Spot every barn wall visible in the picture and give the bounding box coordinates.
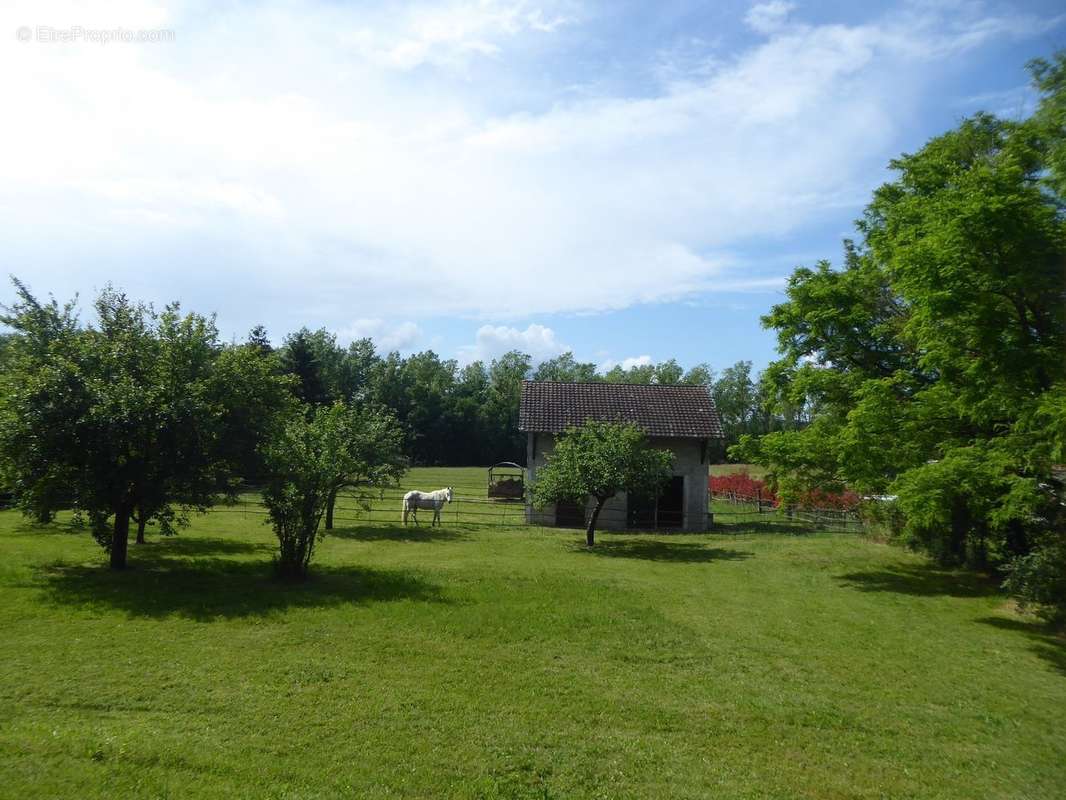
[526,432,712,531]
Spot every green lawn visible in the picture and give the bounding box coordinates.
[1,468,1064,799]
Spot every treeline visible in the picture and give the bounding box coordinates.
[0,283,791,574]
[266,327,802,467]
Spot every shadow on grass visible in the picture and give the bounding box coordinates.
[976,616,1066,677]
[327,524,466,542]
[135,535,274,558]
[10,519,86,537]
[39,557,443,621]
[836,564,999,598]
[572,538,753,564]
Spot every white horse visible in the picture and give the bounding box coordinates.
[402,487,453,527]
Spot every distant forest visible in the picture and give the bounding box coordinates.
[262,325,805,467]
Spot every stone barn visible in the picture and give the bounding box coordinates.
[520,381,725,532]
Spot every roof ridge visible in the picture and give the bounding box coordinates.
[521,379,711,389]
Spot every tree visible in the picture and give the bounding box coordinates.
[531,422,673,546]
[713,361,758,446]
[323,404,407,530]
[532,352,599,383]
[653,359,684,385]
[261,403,406,578]
[738,55,1066,602]
[0,279,80,524]
[682,363,714,387]
[279,327,345,406]
[210,340,296,486]
[0,280,291,568]
[246,324,273,355]
[486,351,531,462]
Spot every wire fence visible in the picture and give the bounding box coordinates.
[211,483,867,534]
[710,490,866,533]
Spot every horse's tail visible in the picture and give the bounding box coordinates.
[401,496,408,525]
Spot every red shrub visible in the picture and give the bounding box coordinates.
[709,471,778,506]
[710,472,861,512]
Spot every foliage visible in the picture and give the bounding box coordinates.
[1003,530,1066,623]
[709,471,775,504]
[531,421,672,545]
[741,53,1066,614]
[261,403,405,577]
[709,470,862,512]
[0,279,292,568]
[268,326,768,466]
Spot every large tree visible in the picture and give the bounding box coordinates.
[736,55,1066,607]
[0,281,292,568]
[531,421,673,546]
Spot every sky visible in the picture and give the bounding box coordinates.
[2,0,1064,375]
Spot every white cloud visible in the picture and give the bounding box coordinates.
[744,1,796,35]
[0,0,1057,332]
[343,1,575,71]
[597,354,653,373]
[458,323,568,364]
[337,319,422,351]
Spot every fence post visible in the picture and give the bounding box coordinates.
[756,488,762,513]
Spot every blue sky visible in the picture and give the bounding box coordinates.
[3,1,1064,374]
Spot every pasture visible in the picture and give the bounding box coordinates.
[1,468,1064,799]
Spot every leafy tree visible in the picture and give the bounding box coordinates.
[246,324,273,355]
[738,54,1066,611]
[340,337,378,402]
[532,352,599,383]
[261,403,406,577]
[713,361,757,445]
[323,404,406,529]
[211,341,296,486]
[653,358,685,385]
[603,361,655,384]
[279,327,345,406]
[682,363,714,386]
[0,280,290,568]
[0,280,80,523]
[486,351,531,462]
[531,421,672,546]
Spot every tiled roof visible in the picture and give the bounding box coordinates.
[519,381,724,439]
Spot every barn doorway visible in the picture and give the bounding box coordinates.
[657,476,684,529]
[627,476,685,530]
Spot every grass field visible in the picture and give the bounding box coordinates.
[1,467,1064,799]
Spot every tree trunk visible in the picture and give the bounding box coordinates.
[947,498,969,566]
[135,514,147,544]
[110,505,132,570]
[586,497,606,547]
[325,487,338,530]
